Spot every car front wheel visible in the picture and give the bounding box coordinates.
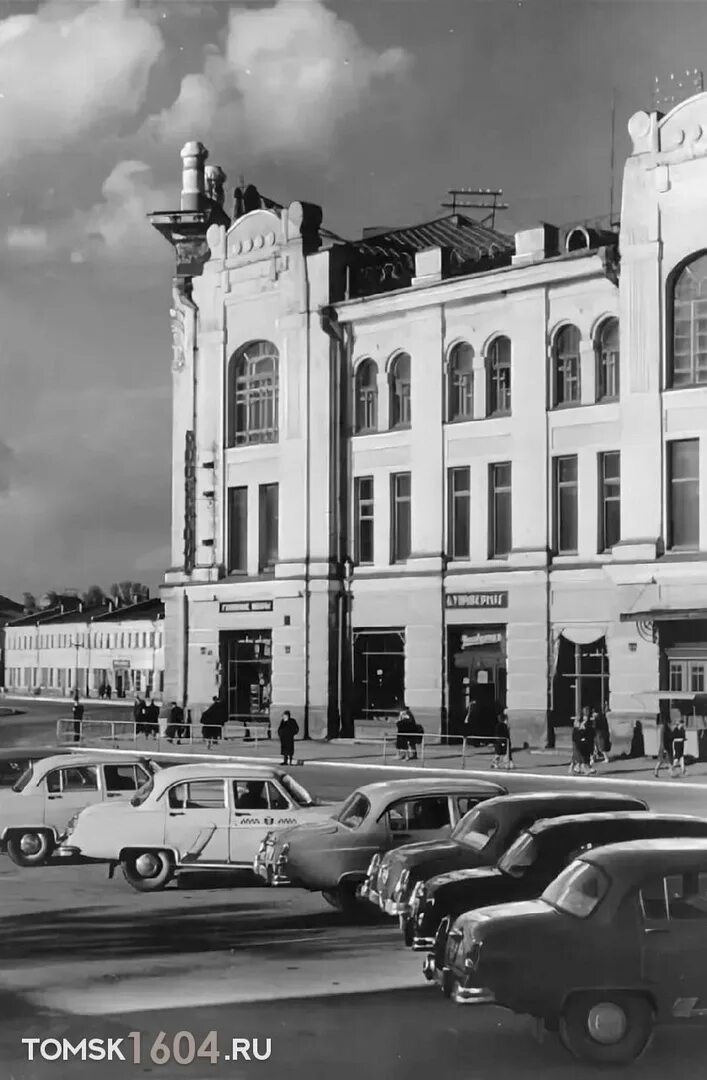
[559,992,654,1065]
[7,829,55,867]
[121,850,174,893]
[321,885,371,921]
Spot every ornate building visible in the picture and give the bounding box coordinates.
[152,92,707,751]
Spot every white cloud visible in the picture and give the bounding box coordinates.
[6,226,49,252]
[0,0,163,170]
[143,0,412,158]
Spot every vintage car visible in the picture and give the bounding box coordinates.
[0,752,159,866]
[59,762,335,891]
[363,790,647,924]
[253,777,506,914]
[430,837,707,1065]
[0,746,76,789]
[420,810,707,966]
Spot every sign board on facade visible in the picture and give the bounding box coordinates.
[219,601,274,614]
[446,592,508,610]
[112,659,131,670]
[461,632,504,649]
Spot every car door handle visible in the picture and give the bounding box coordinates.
[169,811,185,817]
[107,793,123,798]
[644,927,668,934]
[233,811,254,817]
[48,795,62,800]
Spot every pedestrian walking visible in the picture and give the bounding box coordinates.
[492,712,513,769]
[592,707,611,764]
[166,701,184,743]
[144,697,160,739]
[278,710,299,765]
[133,695,147,737]
[654,714,673,777]
[201,697,220,748]
[71,695,84,744]
[579,710,597,774]
[671,713,687,777]
[569,716,583,775]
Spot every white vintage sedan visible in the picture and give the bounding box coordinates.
[0,752,159,866]
[59,762,336,892]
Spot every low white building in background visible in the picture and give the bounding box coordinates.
[3,598,165,699]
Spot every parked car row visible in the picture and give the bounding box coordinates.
[254,781,707,1066]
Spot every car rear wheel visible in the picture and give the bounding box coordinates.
[7,829,54,867]
[121,850,174,893]
[559,992,654,1065]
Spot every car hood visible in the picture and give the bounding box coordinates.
[273,820,341,845]
[385,840,481,876]
[462,897,551,927]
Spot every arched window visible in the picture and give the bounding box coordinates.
[389,352,411,428]
[447,342,474,421]
[552,325,581,407]
[354,358,378,433]
[595,318,619,401]
[486,336,511,416]
[228,341,279,446]
[672,254,707,387]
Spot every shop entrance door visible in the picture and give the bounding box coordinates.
[221,631,272,729]
[352,630,405,721]
[447,627,507,737]
[552,635,609,727]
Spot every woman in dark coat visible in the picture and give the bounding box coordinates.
[579,709,596,775]
[591,707,610,763]
[278,710,299,766]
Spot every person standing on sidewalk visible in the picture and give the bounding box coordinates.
[492,711,514,770]
[166,701,183,743]
[278,710,299,766]
[71,693,84,744]
[569,716,584,775]
[671,713,687,777]
[654,714,673,777]
[591,707,610,764]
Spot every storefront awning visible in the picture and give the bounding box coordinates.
[620,608,707,623]
[559,625,608,646]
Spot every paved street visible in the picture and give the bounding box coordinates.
[2,700,707,1077]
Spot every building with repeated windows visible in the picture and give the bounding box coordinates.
[151,90,707,751]
[3,598,165,699]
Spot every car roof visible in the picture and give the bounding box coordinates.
[480,790,646,813]
[150,762,285,787]
[581,837,707,876]
[27,752,154,773]
[529,812,707,837]
[0,746,75,762]
[356,777,505,800]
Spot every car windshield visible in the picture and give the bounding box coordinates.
[280,773,314,807]
[12,765,34,793]
[542,860,610,919]
[452,807,499,851]
[336,792,371,829]
[497,832,538,878]
[130,776,154,807]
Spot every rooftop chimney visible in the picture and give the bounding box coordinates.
[180,141,208,212]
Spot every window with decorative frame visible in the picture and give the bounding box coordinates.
[552,325,581,407]
[671,253,707,388]
[486,336,511,416]
[227,341,279,446]
[354,359,378,433]
[447,342,474,421]
[595,318,619,401]
[389,352,411,428]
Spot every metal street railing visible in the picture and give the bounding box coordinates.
[56,717,273,752]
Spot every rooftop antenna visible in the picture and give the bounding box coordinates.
[653,68,704,112]
[441,187,509,229]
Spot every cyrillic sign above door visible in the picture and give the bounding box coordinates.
[220,600,273,614]
[446,592,508,610]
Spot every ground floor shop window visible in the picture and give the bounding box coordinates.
[447,625,507,736]
[220,630,272,724]
[352,629,405,719]
[659,619,707,721]
[552,634,609,727]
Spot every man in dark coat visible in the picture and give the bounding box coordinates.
[71,696,84,744]
[144,698,160,739]
[166,701,184,743]
[278,711,299,765]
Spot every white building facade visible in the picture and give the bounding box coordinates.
[3,600,165,699]
[152,92,707,751]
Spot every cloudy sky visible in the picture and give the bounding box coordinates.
[0,0,704,600]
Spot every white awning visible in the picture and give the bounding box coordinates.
[559,625,608,646]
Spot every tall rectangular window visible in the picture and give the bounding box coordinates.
[553,455,578,554]
[489,462,512,558]
[391,472,411,562]
[258,483,279,572]
[227,486,248,573]
[354,476,374,564]
[668,439,699,550]
[448,467,471,560]
[598,451,620,551]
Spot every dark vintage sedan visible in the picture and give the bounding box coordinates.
[0,747,75,788]
[253,776,505,915]
[362,790,647,925]
[433,837,707,1065]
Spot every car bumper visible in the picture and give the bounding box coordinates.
[57,844,81,858]
[357,881,380,905]
[381,897,409,916]
[451,983,496,1006]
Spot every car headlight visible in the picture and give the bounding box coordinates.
[366,854,381,878]
[393,869,410,899]
[464,941,483,970]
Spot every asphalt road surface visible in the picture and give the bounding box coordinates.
[2,701,707,1078]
